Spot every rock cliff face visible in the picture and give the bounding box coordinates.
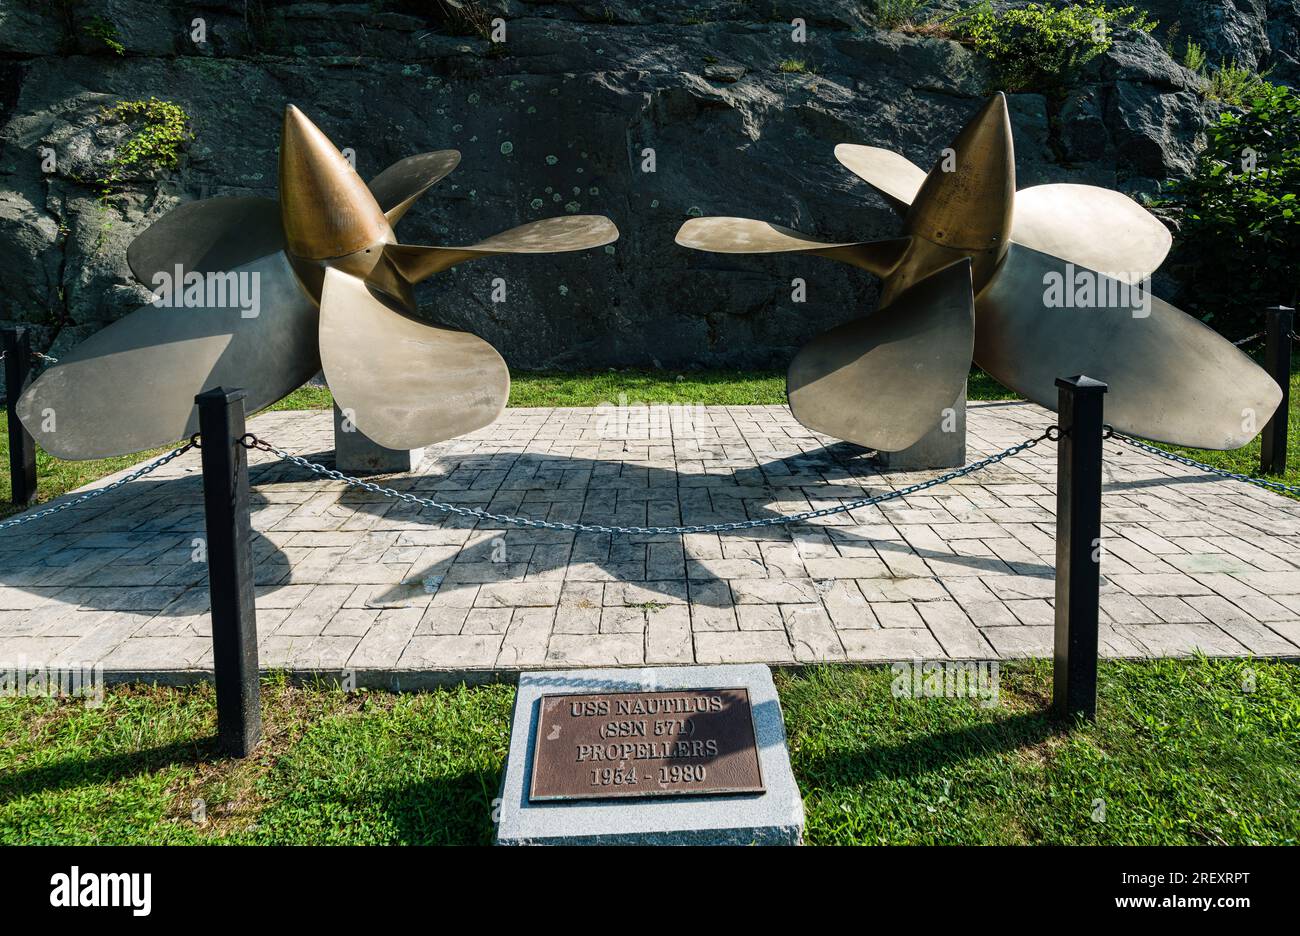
[1,1,1295,370]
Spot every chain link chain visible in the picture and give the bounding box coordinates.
[1109,431,1300,497]
[5,427,1294,538]
[244,429,1058,536]
[0,350,59,366]
[0,442,195,531]
[1232,329,1300,347]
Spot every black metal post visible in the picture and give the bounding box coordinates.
[1054,375,1107,722]
[1259,305,1293,476]
[2,327,38,507]
[196,387,261,757]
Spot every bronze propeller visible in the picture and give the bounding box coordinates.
[676,93,1281,451]
[19,105,619,459]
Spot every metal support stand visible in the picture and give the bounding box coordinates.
[2,327,37,507]
[333,404,423,474]
[1053,375,1106,722]
[196,387,262,757]
[1260,305,1293,476]
[876,382,967,470]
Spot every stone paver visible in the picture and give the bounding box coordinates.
[2,401,1299,682]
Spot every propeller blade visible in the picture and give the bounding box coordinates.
[675,217,912,277]
[834,144,927,208]
[974,244,1281,449]
[127,197,284,288]
[787,259,975,451]
[318,267,508,449]
[384,215,619,283]
[17,252,320,459]
[368,150,461,225]
[1011,183,1172,284]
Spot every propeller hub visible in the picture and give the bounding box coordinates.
[280,105,392,261]
[905,92,1015,288]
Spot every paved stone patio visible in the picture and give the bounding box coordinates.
[3,401,1299,685]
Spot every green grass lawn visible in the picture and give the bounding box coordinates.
[272,367,1013,408]
[1,658,1295,845]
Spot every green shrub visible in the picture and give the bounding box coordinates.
[1162,83,1300,339]
[1182,40,1273,107]
[1182,39,1207,76]
[99,98,192,183]
[1206,61,1275,107]
[82,16,125,55]
[946,1,1155,93]
[90,98,192,252]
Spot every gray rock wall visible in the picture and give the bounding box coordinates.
[1,0,1295,370]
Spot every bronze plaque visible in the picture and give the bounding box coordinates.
[528,687,765,802]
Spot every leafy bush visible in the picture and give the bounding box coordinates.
[90,98,192,252]
[1162,83,1300,339]
[946,1,1155,93]
[99,98,192,184]
[82,16,125,56]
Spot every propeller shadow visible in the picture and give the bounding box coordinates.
[0,431,1049,627]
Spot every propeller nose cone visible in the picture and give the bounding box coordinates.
[906,92,1015,256]
[279,105,389,260]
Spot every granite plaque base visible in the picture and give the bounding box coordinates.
[876,382,966,470]
[333,404,423,474]
[495,664,804,845]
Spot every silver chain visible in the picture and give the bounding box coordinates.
[247,430,1058,535]
[1232,329,1300,347]
[0,350,59,365]
[4,428,1292,538]
[1110,431,1300,497]
[0,441,195,531]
